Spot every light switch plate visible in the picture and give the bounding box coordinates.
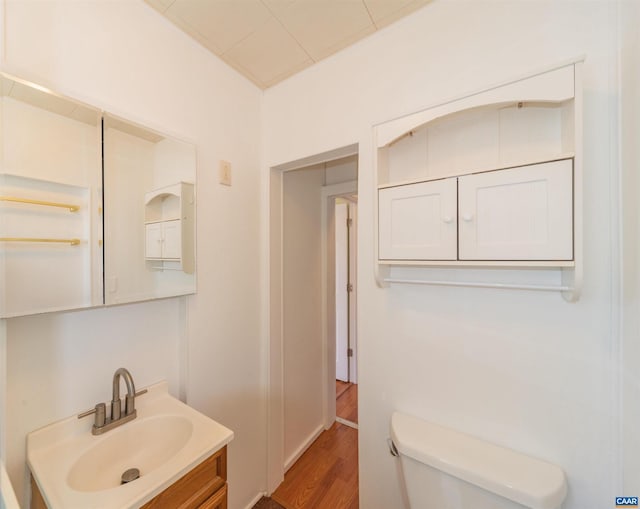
[219,160,232,186]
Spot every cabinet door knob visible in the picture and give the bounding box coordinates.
[462,213,474,222]
[443,216,454,224]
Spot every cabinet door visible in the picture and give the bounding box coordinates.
[162,220,182,259]
[379,178,457,260]
[458,159,573,260]
[145,223,163,259]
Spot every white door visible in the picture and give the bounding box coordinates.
[347,201,357,384]
[458,159,573,260]
[335,199,358,383]
[335,202,349,382]
[378,178,457,260]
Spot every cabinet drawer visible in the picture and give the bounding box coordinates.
[141,446,227,509]
[199,483,227,509]
[458,159,573,260]
[379,178,457,260]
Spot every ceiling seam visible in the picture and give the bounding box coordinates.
[258,0,315,63]
[361,0,377,28]
[161,0,177,14]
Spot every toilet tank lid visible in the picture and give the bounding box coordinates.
[390,412,567,509]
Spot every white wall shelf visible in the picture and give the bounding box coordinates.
[0,173,94,317]
[374,59,583,301]
[144,181,195,274]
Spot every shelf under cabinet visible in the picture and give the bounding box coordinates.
[377,152,576,190]
[378,260,575,268]
[144,217,181,225]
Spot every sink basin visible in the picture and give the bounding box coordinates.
[27,381,233,509]
[67,414,193,491]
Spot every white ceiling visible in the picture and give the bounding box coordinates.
[144,0,431,89]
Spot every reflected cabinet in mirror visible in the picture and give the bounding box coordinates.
[0,74,103,317]
[0,74,197,317]
[103,114,196,305]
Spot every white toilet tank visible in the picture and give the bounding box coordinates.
[390,412,567,509]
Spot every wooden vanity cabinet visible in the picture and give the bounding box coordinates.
[30,476,47,509]
[142,446,227,509]
[31,446,227,509]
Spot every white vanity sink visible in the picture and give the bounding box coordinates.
[27,381,233,508]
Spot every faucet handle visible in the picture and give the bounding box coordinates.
[78,403,106,428]
[94,403,106,427]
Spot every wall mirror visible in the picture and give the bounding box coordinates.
[0,73,103,317]
[0,74,197,316]
[103,114,196,305]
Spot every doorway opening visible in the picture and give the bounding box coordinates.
[334,197,358,428]
[267,144,359,500]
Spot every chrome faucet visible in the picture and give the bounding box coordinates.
[78,368,147,435]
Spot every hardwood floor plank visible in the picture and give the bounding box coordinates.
[272,423,358,509]
[336,380,351,399]
[336,383,358,424]
[253,497,287,509]
[310,475,357,509]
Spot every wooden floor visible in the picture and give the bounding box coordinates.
[253,497,286,509]
[336,381,358,424]
[271,422,358,509]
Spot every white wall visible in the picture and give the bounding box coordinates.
[620,0,640,494]
[282,166,325,466]
[264,1,629,507]
[325,156,358,186]
[0,319,6,462]
[1,1,264,508]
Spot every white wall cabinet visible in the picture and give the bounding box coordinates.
[374,60,583,300]
[379,159,573,262]
[144,182,194,274]
[145,220,181,260]
[458,159,573,261]
[378,178,457,260]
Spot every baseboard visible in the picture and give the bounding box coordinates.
[284,424,324,472]
[336,416,358,429]
[244,491,267,509]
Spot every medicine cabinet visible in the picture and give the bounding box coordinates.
[103,114,196,305]
[0,73,197,317]
[374,59,583,301]
[0,74,103,317]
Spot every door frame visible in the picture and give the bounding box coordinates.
[266,144,358,494]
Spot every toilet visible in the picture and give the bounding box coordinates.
[390,412,567,509]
